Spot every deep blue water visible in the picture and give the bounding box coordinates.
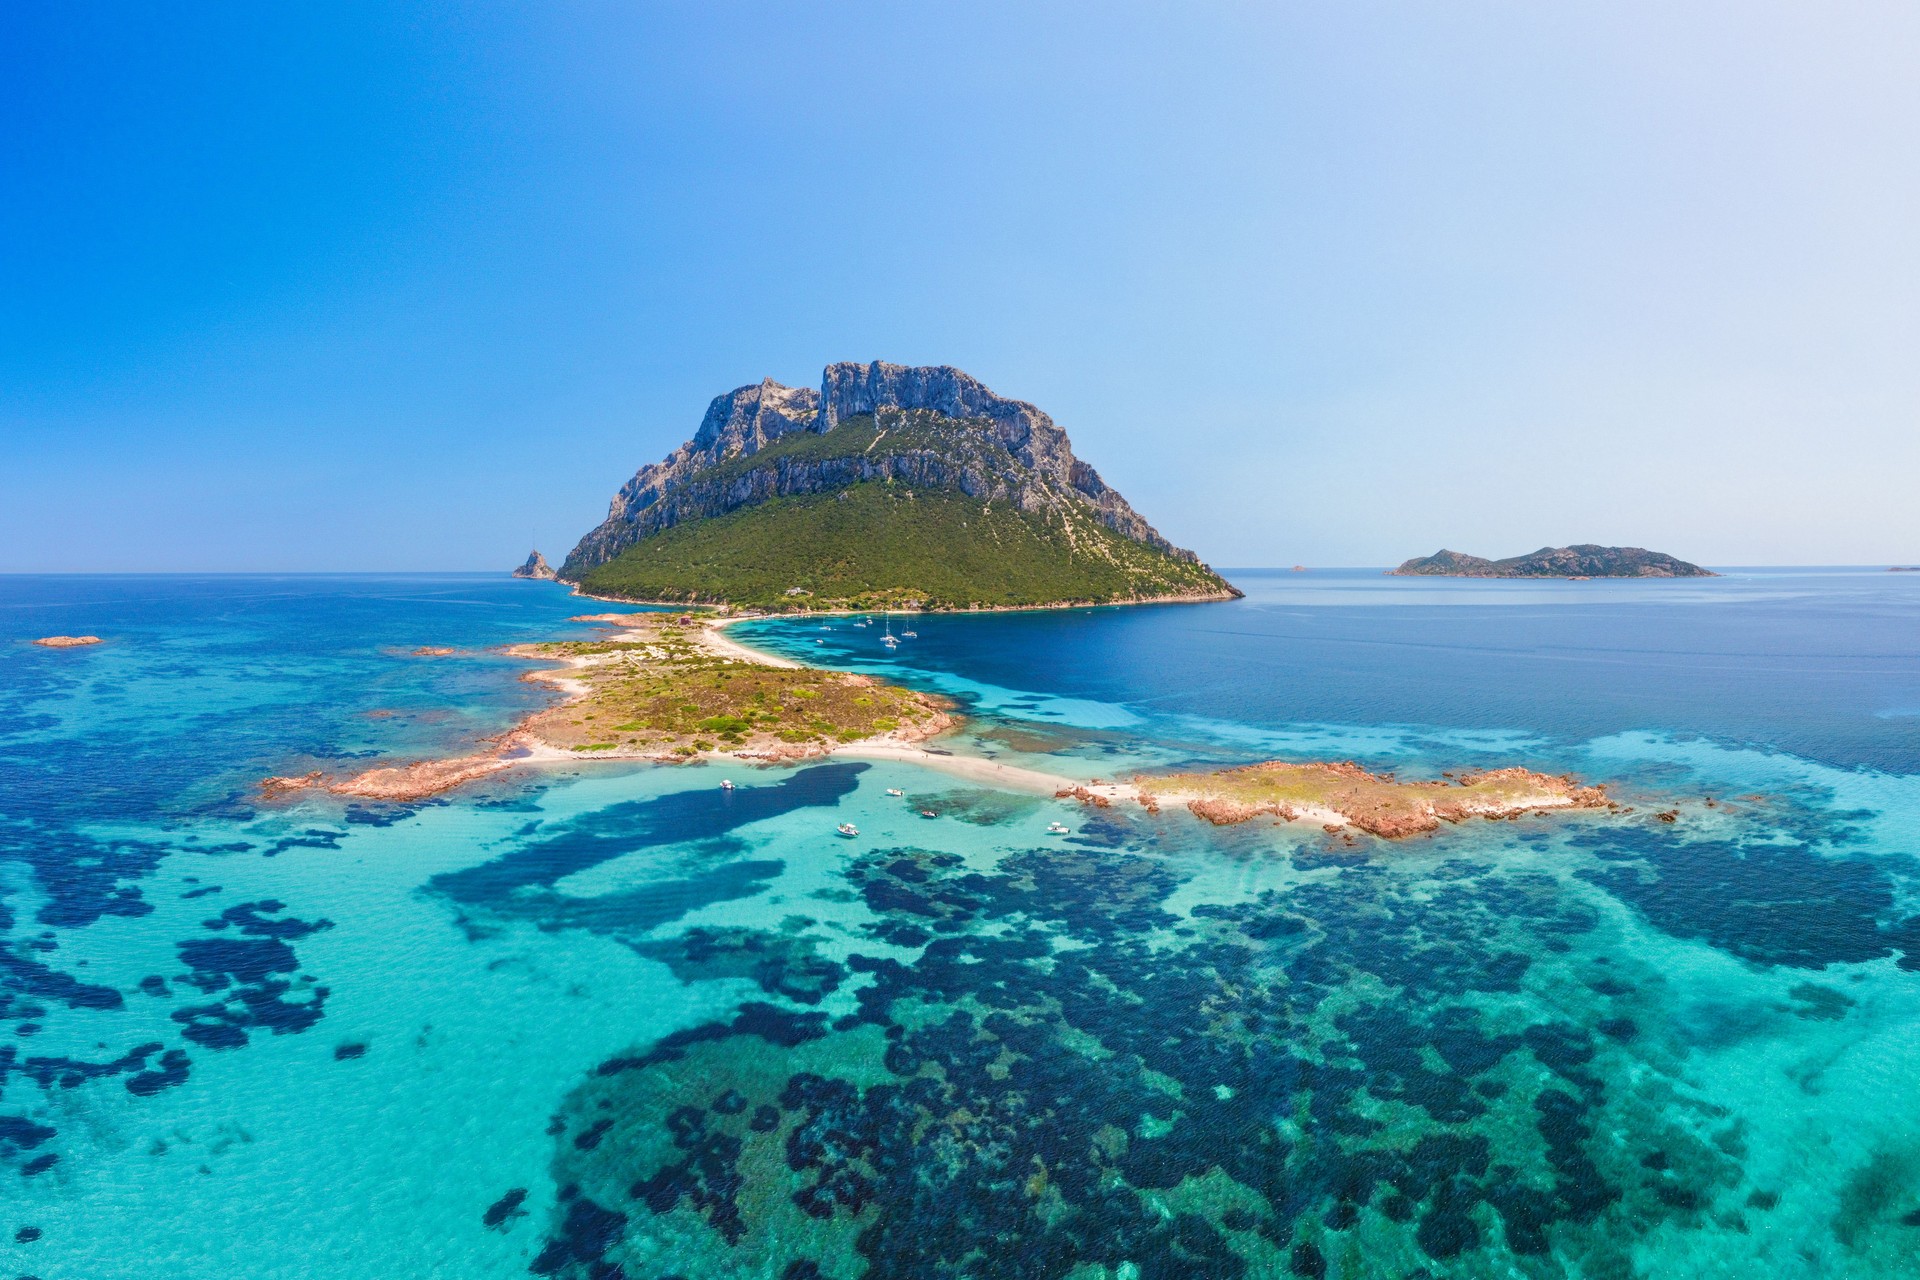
[3,571,1919,1278]
[740,567,1920,774]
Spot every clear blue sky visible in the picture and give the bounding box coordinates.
[5,2,1917,571]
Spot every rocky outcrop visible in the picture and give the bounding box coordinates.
[513,550,558,580]
[1392,545,1714,578]
[560,362,1195,578]
[1131,760,1611,838]
[33,635,102,648]
[1391,549,1496,576]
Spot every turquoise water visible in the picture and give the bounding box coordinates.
[3,570,1919,1277]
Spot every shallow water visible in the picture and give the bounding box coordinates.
[2,570,1918,1278]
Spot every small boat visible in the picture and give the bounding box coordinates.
[720,779,735,791]
[836,822,859,838]
[881,634,899,648]
[816,639,825,645]
[919,809,938,820]
[901,630,917,638]
[1047,822,1069,834]
[886,788,904,797]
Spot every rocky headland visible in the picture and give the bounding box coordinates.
[1392,545,1714,578]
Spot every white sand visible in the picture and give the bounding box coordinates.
[697,616,802,667]
[832,742,1138,800]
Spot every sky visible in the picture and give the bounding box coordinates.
[4,1,1918,571]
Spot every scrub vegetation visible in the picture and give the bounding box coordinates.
[517,614,950,759]
[575,482,1230,611]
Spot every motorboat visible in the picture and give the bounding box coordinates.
[720,779,736,791]
[837,823,859,838]
[919,809,939,820]
[885,788,904,797]
[1047,822,1070,834]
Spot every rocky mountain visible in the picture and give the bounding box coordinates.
[1391,545,1714,578]
[512,550,558,580]
[559,362,1236,610]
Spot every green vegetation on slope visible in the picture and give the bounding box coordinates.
[520,616,945,756]
[576,481,1232,610]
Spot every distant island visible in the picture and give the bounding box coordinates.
[1391,545,1714,579]
[553,361,1238,611]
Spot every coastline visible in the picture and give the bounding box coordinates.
[562,580,1243,615]
[261,608,952,803]
[261,601,1619,840]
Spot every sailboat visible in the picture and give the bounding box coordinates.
[881,614,899,648]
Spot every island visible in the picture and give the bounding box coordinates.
[33,635,103,648]
[513,550,557,580]
[553,361,1239,611]
[1391,545,1714,578]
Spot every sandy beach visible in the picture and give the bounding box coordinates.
[832,742,1128,798]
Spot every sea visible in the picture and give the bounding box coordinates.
[2,568,1918,1279]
